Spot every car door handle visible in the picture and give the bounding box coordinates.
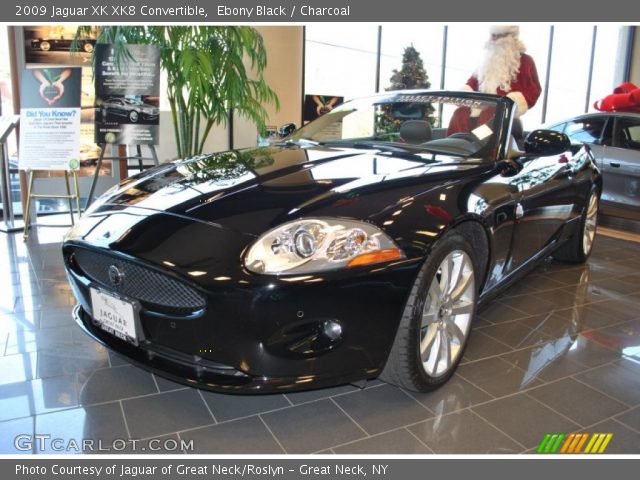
[610,162,621,168]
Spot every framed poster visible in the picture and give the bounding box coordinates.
[94,44,160,145]
[18,67,81,171]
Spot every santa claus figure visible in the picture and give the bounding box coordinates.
[448,26,541,136]
[465,25,541,116]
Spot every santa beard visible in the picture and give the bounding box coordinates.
[476,36,526,94]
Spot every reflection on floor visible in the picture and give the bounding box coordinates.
[1,219,640,454]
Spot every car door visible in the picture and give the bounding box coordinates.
[505,153,585,272]
[598,116,640,218]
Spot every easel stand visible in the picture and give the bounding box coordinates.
[86,144,159,210]
[22,169,81,240]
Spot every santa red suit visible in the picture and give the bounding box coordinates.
[448,26,542,135]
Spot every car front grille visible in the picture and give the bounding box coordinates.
[71,248,206,314]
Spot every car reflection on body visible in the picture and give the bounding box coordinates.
[63,90,601,393]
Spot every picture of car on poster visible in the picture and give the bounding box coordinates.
[98,96,160,124]
[23,26,97,66]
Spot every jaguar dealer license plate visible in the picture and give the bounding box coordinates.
[90,288,138,345]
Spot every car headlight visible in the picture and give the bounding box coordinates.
[244,218,404,274]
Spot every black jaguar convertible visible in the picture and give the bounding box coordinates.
[63,91,601,393]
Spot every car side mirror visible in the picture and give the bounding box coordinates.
[279,123,297,138]
[524,129,571,156]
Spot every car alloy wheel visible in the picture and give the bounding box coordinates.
[583,193,598,256]
[40,41,51,51]
[380,231,479,391]
[84,43,94,53]
[420,250,475,377]
[129,111,139,123]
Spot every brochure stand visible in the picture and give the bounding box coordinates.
[22,168,81,239]
[85,143,159,210]
[0,115,21,233]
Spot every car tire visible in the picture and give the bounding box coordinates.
[40,41,50,52]
[380,231,478,391]
[83,43,94,53]
[553,187,599,264]
[129,111,139,123]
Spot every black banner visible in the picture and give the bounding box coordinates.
[7,0,640,22]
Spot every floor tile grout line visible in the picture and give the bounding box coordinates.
[461,331,624,369]
[197,389,217,424]
[396,387,435,416]
[257,414,288,454]
[314,419,432,453]
[569,373,634,409]
[329,397,370,438]
[405,426,436,453]
[467,409,528,452]
[523,391,587,429]
[282,394,294,406]
[119,400,132,440]
[452,371,497,400]
[528,373,631,417]
[454,358,622,414]
[587,406,640,435]
[319,426,432,454]
[610,416,640,435]
[151,374,160,394]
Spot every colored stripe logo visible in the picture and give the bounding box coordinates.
[537,433,613,454]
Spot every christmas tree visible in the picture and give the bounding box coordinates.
[376,45,436,137]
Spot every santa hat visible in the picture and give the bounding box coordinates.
[490,25,520,36]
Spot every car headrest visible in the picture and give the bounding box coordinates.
[400,120,432,144]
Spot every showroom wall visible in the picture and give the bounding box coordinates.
[233,26,304,150]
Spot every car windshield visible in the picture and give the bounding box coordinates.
[289,92,504,160]
[124,98,143,105]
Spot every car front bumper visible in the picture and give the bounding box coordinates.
[66,245,422,393]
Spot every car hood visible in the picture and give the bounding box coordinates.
[86,145,489,237]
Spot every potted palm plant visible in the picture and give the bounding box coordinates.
[77,26,279,158]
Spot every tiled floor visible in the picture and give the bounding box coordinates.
[1,221,640,454]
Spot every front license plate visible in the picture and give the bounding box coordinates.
[90,288,138,345]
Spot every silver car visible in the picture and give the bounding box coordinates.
[547,112,640,221]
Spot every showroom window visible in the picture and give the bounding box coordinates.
[304,25,378,101]
[379,24,445,93]
[303,24,633,131]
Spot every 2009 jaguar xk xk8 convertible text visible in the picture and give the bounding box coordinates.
[63,91,601,393]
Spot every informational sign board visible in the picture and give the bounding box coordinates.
[18,67,81,170]
[94,44,160,145]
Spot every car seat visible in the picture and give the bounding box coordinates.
[399,120,432,144]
